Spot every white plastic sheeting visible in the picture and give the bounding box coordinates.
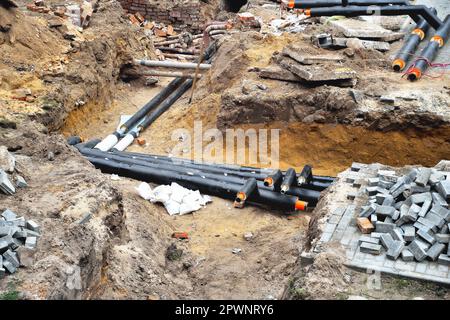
[136,182,212,215]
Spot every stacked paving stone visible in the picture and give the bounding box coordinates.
[353,166,450,266]
[0,209,40,278]
[118,0,205,31]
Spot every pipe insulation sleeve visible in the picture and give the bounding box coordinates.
[94,134,119,152]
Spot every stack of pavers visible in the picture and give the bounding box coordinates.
[355,167,450,266]
[0,209,40,278]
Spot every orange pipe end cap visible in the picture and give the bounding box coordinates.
[295,200,308,211]
[392,59,405,71]
[408,68,422,80]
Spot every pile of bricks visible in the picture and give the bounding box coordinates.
[352,166,450,266]
[1,209,40,277]
[119,0,205,31]
[127,12,176,38]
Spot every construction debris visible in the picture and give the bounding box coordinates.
[353,167,450,265]
[0,209,40,276]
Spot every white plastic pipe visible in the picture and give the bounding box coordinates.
[113,133,136,152]
[94,134,119,152]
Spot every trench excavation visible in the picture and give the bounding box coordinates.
[2,0,450,301]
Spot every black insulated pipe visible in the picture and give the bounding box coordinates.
[234,178,258,208]
[78,146,321,203]
[281,168,297,194]
[85,156,307,212]
[297,165,313,186]
[287,0,409,9]
[392,17,432,72]
[263,169,283,189]
[305,5,443,30]
[407,15,450,81]
[115,149,335,185]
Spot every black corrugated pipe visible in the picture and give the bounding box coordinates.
[77,146,321,204]
[284,0,409,9]
[85,156,309,212]
[304,5,443,30]
[392,17,433,71]
[406,15,450,81]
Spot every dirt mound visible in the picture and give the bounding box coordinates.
[0,0,156,131]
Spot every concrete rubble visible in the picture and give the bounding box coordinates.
[0,209,40,277]
[351,166,450,266]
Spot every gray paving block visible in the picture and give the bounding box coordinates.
[418,199,432,217]
[411,192,432,204]
[25,237,37,249]
[392,210,400,221]
[368,177,379,187]
[351,162,363,172]
[366,186,379,196]
[15,175,27,188]
[415,168,431,187]
[436,180,450,201]
[347,192,357,201]
[380,233,394,250]
[386,240,404,260]
[408,240,428,261]
[377,170,398,183]
[382,195,395,207]
[429,171,445,186]
[0,240,8,253]
[432,192,448,209]
[390,227,404,242]
[401,249,414,262]
[26,220,40,233]
[2,259,16,274]
[378,180,394,190]
[0,170,15,195]
[370,232,383,239]
[370,214,378,224]
[425,211,446,229]
[391,183,407,198]
[376,221,396,234]
[437,254,450,266]
[434,233,450,243]
[395,201,403,210]
[1,209,17,221]
[410,184,431,194]
[360,242,382,255]
[360,204,377,218]
[417,229,436,245]
[402,225,415,242]
[2,249,19,268]
[440,224,449,234]
[358,236,379,246]
[376,205,395,217]
[430,205,450,223]
[0,227,11,237]
[417,217,439,233]
[427,242,446,261]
